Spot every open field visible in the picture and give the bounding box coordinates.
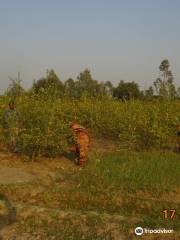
[0,140,179,240]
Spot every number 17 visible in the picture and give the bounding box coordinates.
[163,210,176,219]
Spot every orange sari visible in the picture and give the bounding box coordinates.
[72,124,90,165]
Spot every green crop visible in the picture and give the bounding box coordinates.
[0,93,180,159]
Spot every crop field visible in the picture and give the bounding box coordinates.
[0,94,180,239]
[1,94,180,158]
[1,0,180,238]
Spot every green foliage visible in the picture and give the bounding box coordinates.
[1,60,180,158]
[5,73,25,99]
[144,86,154,100]
[113,80,142,100]
[1,90,180,158]
[153,59,176,99]
[64,69,111,99]
[17,95,72,158]
[32,69,64,98]
[94,151,180,191]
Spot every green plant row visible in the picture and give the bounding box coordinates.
[0,93,180,158]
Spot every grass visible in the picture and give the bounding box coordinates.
[38,151,180,235]
[91,151,180,233]
[87,151,180,192]
[0,150,180,239]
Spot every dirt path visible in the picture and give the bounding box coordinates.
[0,149,77,239]
[0,167,36,185]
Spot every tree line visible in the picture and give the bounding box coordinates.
[5,59,180,100]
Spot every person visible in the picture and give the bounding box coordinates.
[176,118,180,152]
[70,121,90,166]
[2,101,20,152]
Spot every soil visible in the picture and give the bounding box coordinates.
[0,167,36,185]
[0,146,77,239]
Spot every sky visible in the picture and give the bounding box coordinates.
[0,0,180,92]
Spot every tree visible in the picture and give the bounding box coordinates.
[64,71,114,99]
[113,80,142,100]
[153,59,176,99]
[33,69,64,97]
[144,86,154,100]
[6,72,25,98]
[104,81,113,96]
[76,69,102,98]
[64,78,79,98]
[177,87,180,99]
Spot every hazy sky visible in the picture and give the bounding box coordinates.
[0,0,180,92]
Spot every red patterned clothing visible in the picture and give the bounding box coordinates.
[72,125,90,166]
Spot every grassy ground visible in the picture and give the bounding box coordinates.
[0,145,180,239]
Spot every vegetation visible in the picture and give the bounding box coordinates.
[0,95,180,158]
[0,59,180,239]
[0,151,179,239]
[0,59,180,158]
